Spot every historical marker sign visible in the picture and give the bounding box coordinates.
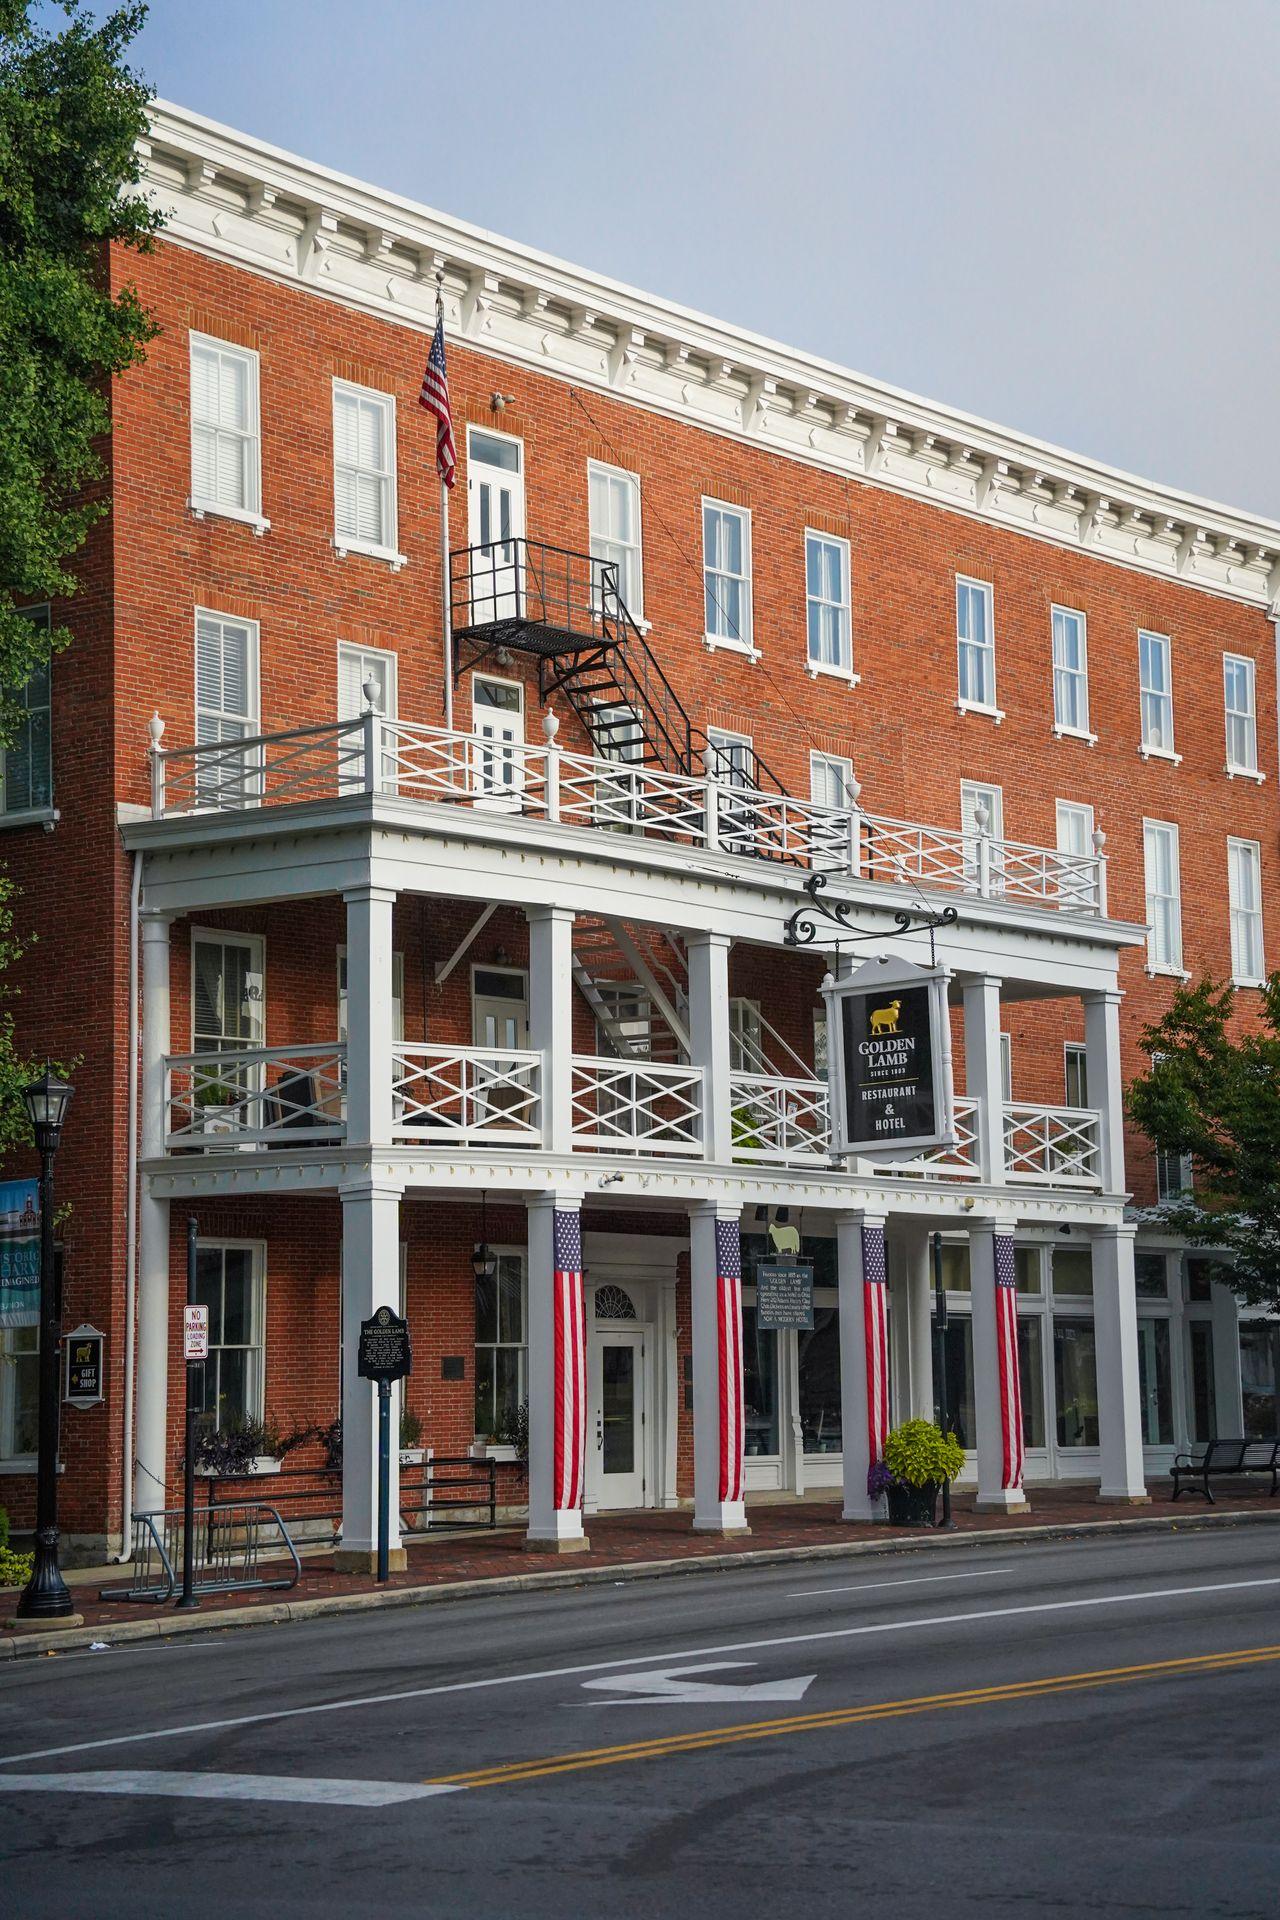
[357,1305,412,1383]
[824,953,955,1159]
[756,1260,815,1330]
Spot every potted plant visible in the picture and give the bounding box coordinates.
[191,1414,313,1479]
[871,1419,965,1526]
[399,1406,425,1465]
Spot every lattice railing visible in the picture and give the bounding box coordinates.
[860,815,1101,911]
[570,1057,703,1154]
[730,1072,832,1164]
[1003,1103,1102,1187]
[165,1045,346,1148]
[391,1045,541,1142]
[871,1097,981,1180]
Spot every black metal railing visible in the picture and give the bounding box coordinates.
[451,539,616,653]
[198,1456,501,1540]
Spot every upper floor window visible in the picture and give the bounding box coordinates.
[1064,1043,1088,1108]
[1139,631,1176,757]
[961,779,1004,892]
[196,609,259,805]
[702,500,753,653]
[1228,837,1265,985]
[810,750,856,811]
[1055,799,1094,859]
[805,531,852,677]
[1224,654,1259,775]
[1143,819,1182,973]
[1051,606,1090,736]
[589,463,643,620]
[189,334,264,528]
[333,381,399,562]
[956,577,996,710]
[2,607,52,819]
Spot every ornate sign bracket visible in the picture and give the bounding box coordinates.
[783,874,959,965]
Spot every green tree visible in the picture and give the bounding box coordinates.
[1128,976,1280,1311]
[0,0,160,737]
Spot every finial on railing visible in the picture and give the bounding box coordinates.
[1092,826,1107,854]
[973,798,991,833]
[362,675,380,713]
[542,708,560,744]
[846,769,862,808]
[148,711,165,750]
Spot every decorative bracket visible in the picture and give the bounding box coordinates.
[783,873,958,964]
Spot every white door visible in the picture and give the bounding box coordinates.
[588,1328,646,1509]
[471,675,524,809]
[471,966,529,1051]
[467,428,525,623]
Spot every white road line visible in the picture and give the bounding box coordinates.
[0,1769,459,1807]
[3,1573,1278,1770]
[788,1568,1016,1598]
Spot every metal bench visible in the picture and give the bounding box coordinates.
[1170,1438,1280,1502]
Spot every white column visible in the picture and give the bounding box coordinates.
[1092,1223,1150,1502]
[336,1179,405,1571]
[690,1202,749,1533]
[836,1209,888,1522]
[687,932,732,1164]
[527,905,573,1155]
[135,910,173,1516]
[963,975,1006,1185]
[1211,1279,1244,1436]
[1083,989,1126,1192]
[526,1194,589,1550]
[969,1219,1029,1511]
[343,884,395,1147]
[901,1219,935,1421]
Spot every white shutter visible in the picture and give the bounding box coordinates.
[191,344,219,503]
[334,390,360,541]
[338,648,366,722]
[196,613,254,742]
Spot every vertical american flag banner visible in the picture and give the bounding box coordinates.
[714,1217,745,1504]
[418,311,456,488]
[994,1235,1025,1491]
[552,1209,586,1511]
[862,1223,890,1468]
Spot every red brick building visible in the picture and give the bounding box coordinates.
[3,101,1277,1557]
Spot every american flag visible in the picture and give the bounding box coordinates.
[552,1209,585,1511]
[994,1236,1025,1491]
[714,1218,744,1504]
[862,1225,890,1470]
[418,315,456,489]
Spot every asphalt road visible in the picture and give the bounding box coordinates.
[2,1524,1279,1918]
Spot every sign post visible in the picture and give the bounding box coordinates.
[177,1217,206,1610]
[357,1306,412,1583]
[823,952,955,1161]
[932,1229,955,1531]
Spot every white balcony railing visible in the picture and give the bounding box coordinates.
[391,1044,541,1143]
[1003,1103,1101,1187]
[730,1071,832,1166]
[570,1057,703,1154]
[872,1096,981,1180]
[165,1044,347,1148]
[149,711,1107,917]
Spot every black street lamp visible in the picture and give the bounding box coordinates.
[16,1066,75,1621]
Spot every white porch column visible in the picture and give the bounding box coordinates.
[1083,989,1127,1192]
[1092,1223,1150,1502]
[687,932,732,1164]
[689,1202,749,1533]
[135,910,173,1516]
[969,1219,1029,1512]
[963,976,1006,1185]
[1211,1278,1245,1437]
[901,1219,935,1421]
[527,905,573,1155]
[526,1194,589,1550]
[336,1179,405,1571]
[836,1210,888,1522]
[343,884,396,1147]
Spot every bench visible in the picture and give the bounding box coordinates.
[1169,1438,1280,1502]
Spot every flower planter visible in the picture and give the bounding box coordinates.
[885,1480,939,1527]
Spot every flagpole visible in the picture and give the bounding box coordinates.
[437,273,454,734]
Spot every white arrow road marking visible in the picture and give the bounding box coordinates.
[0,1770,461,1808]
[582,1662,816,1705]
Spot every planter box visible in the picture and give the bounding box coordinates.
[886,1480,939,1526]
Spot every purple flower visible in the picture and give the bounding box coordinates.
[867,1459,897,1499]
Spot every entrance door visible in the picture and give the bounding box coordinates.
[588,1329,646,1509]
[467,428,525,624]
[471,965,529,1051]
[471,675,524,809]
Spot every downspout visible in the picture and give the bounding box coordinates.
[114,848,142,1559]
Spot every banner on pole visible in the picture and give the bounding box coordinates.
[0,1178,40,1327]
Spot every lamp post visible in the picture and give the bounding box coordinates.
[16,1066,75,1620]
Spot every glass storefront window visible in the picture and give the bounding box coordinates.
[741,1303,780,1456]
[938,1242,970,1293]
[1239,1323,1279,1439]
[1135,1251,1168,1299]
[933,1314,975,1451]
[1136,1317,1174,1445]
[1188,1320,1216,1441]
[1053,1317,1099,1446]
[1014,1247,1043,1295]
[799,1307,842,1453]
[1186,1257,1228,1303]
[1052,1248,1093,1298]
[1017,1315,1045,1449]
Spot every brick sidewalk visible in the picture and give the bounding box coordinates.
[4,1483,1277,1645]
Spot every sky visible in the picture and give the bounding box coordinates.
[103,0,1280,520]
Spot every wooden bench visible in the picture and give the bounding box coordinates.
[1170,1438,1280,1502]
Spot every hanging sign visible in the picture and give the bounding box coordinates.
[824,953,955,1159]
[755,1260,814,1330]
[357,1305,412,1384]
[64,1324,105,1409]
[0,1179,40,1328]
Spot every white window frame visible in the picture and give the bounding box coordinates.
[1143,819,1184,976]
[1051,605,1094,742]
[809,750,857,812]
[1000,1031,1013,1103]
[194,608,261,805]
[193,1239,267,1431]
[474,1244,528,1447]
[955,576,1002,720]
[961,779,1005,892]
[588,460,644,624]
[701,498,756,658]
[804,529,855,682]
[1223,653,1262,781]
[0,605,53,824]
[188,333,268,535]
[332,378,404,569]
[1227,837,1265,987]
[337,640,398,793]
[0,1321,38,1464]
[1064,1043,1088,1109]
[1055,799,1094,859]
[1138,630,1179,763]
[191,928,266,1053]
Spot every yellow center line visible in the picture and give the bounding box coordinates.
[425,1643,1280,1790]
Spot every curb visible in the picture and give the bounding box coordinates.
[3,1503,1278,1660]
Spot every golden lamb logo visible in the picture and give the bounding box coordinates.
[868,999,901,1036]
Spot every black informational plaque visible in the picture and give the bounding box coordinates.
[357,1306,411,1383]
[756,1261,814,1330]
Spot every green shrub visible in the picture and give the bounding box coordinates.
[0,1545,33,1589]
[883,1419,965,1488]
[0,1506,8,1552]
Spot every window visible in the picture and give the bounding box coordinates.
[588,463,643,619]
[741,1302,780,1456]
[1051,606,1089,735]
[589,704,644,829]
[1134,1250,1169,1298]
[706,725,757,850]
[1055,799,1093,859]
[195,609,259,804]
[999,1032,1013,1102]
[1228,838,1265,984]
[729,998,763,1072]
[1053,1318,1099,1447]
[193,932,265,1118]
[805,530,852,676]
[809,751,856,811]
[1052,1247,1094,1297]
[961,781,1004,891]
[702,500,753,651]
[1139,631,1175,756]
[193,1244,264,1432]
[333,381,399,560]
[1223,654,1258,775]
[1143,820,1182,972]
[475,1249,526,1442]
[0,1323,38,1460]
[1136,1318,1174,1445]
[1064,1043,1088,1108]
[799,1306,843,1454]
[189,334,263,526]
[1156,1144,1192,1203]
[1,607,52,818]
[337,642,398,792]
[956,577,996,709]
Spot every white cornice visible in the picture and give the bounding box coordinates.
[139,99,1280,614]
